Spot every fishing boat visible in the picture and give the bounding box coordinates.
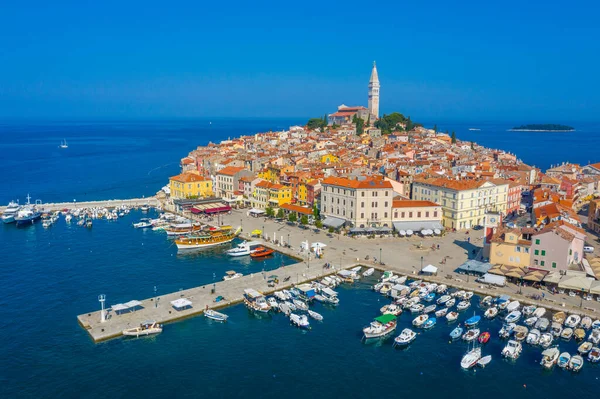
[437,295,451,305]
[394,328,417,347]
[175,226,241,250]
[578,341,593,355]
[505,310,521,324]
[422,317,437,329]
[456,301,471,311]
[524,316,538,327]
[410,303,425,314]
[363,314,397,339]
[450,326,463,340]
[362,267,375,277]
[513,325,529,341]
[133,218,152,229]
[435,308,449,318]
[477,355,492,368]
[382,303,402,316]
[307,310,323,321]
[223,270,243,281]
[461,346,482,369]
[464,314,481,328]
[540,347,560,369]
[290,313,310,329]
[204,309,228,322]
[565,314,581,328]
[279,302,291,316]
[551,321,563,338]
[423,304,436,314]
[589,329,600,344]
[484,307,498,319]
[561,328,574,341]
[243,288,271,313]
[506,301,520,312]
[539,333,553,348]
[478,332,491,344]
[553,311,566,324]
[412,314,429,327]
[568,355,584,372]
[293,299,308,311]
[526,329,541,345]
[250,246,275,258]
[481,296,493,307]
[557,352,571,368]
[523,305,536,316]
[589,347,600,363]
[445,298,456,308]
[1,200,20,224]
[462,329,480,342]
[533,307,547,318]
[122,321,162,337]
[502,340,522,360]
[436,284,448,294]
[446,311,459,322]
[574,328,586,341]
[267,297,279,310]
[535,317,550,331]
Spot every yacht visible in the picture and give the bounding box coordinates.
[1,200,20,223]
[502,340,522,360]
[133,218,153,229]
[394,328,417,347]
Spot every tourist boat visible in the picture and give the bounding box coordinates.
[250,246,275,258]
[535,317,550,331]
[553,311,566,324]
[551,322,563,338]
[307,310,323,321]
[435,308,448,318]
[568,354,584,372]
[539,333,553,348]
[464,314,481,328]
[204,309,229,322]
[565,314,581,328]
[589,329,600,344]
[437,295,451,305]
[557,352,571,368]
[422,317,437,329]
[456,301,471,311]
[502,340,522,360]
[580,316,592,330]
[175,226,241,250]
[412,314,429,327]
[1,200,20,223]
[446,311,459,322]
[526,329,541,345]
[461,346,482,369]
[243,288,271,313]
[223,270,243,281]
[165,222,203,236]
[533,307,547,318]
[560,328,574,341]
[477,355,492,368]
[293,299,308,311]
[540,347,560,369]
[574,328,586,341]
[394,328,417,347]
[362,267,375,277]
[505,311,521,324]
[462,329,480,342]
[122,321,162,337]
[15,205,42,227]
[423,304,436,314]
[59,138,68,149]
[523,305,536,316]
[450,326,463,340]
[588,347,600,363]
[290,313,310,329]
[484,307,498,319]
[363,314,397,339]
[578,341,593,355]
[478,332,491,344]
[506,301,520,312]
[481,296,493,307]
[513,325,529,341]
[133,218,152,228]
[445,298,456,308]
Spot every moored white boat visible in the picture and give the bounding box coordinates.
[446,311,459,322]
[456,301,471,311]
[362,267,375,277]
[462,329,480,342]
[557,352,571,368]
[568,354,584,372]
[412,314,429,327]
[363,314,397,339]
[505,310,521,324]
[564,314,581,328]
[484,307,498,319]
[461,346,482,369]
[540,347,560,369]
[394,328,417,347]
[122,321,162,337]
[539,332,553,348]
[502,340,522,359]
[204,309,229,322]
[307,309,323,321]
[290,313,311,329]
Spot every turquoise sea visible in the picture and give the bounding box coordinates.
[1,119,599,398]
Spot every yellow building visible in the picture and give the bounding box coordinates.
[320,153,339,164]
[169,172,213,199]
[489,228,532,268]
[251,180,292,209]
[269,184,292,206]
[297,183,308,204]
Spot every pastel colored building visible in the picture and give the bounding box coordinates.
[169,172,213,199]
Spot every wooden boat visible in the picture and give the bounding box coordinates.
[552,311,566,324]
[122,321,162,337]
[578,341,593,355]
[363,314,397,339]
[574,328,586,341]
[250,246,275,258]
[204,309,228,322]
[165,222,203,236]
[175,226,241,250]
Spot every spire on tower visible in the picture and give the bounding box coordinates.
[369,61,379,84]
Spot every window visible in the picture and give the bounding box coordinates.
[425,211,429,217]
[516,246,521,253]
[534,250,539,255]
[569,249,572,255]
[350,212,353,219]
[434,211,437,217]
[534,259,539,266]
[409,212,413,218]
[361,192,365,197]
[417,212,421,217]
[385,191,388,196]
[535,239,540,245]
[401,212,405,218]
[361,213,364,218]
[525,248,530,254]
[541,261,545,266]
[509,256,514,262]
[394,211,398,218]
[361,202,364,208]
[541,250,546,256]
[384,212,388,218]
[384,201,388,207]
[552,262,557,268]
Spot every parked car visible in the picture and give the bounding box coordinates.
[584,246,595,253]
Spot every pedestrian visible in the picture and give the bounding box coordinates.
[467,236,471,244]
[437,244,440,250]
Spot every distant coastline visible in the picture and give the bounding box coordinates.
[509,123,574,132]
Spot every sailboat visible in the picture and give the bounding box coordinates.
[59,139,68,149]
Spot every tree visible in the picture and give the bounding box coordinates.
[288,212,297,223]
[307,117,327,130]
[451,131,457,144]
[405,116,414,131]
[312,205,320,220]
[433,124,438,133]
[315,220,323,229]
[328,226,335,233]
[265,206,275,218]
[366,114,371,127]
[300,215,308,225]
[276,208,285,219]
[352,114,365,135]
[471,141,475,150]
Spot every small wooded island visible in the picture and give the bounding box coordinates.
[510,124,574,132]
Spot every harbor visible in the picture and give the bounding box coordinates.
[0,197,158,213]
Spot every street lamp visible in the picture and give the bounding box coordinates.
[379,248,382,265]
[420,256,423,273]
[467,264,470,283]
[287,233,290,247]
[262,225,265,240]
[581,288,585,308]
[241,218,243,231]
[154,285,158,308]
[519,277,523,294]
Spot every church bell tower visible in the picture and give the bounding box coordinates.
[368,61,380,120]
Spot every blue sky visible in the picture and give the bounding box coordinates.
[1,0,598,121]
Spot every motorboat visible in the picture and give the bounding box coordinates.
[592,320,600,329]
[461,347,482,369]
[588,347,600,363]
[535,317,550,331]
[450,326,463,340]
[565,314,581,328]
[437,295,451,305]
[363,314,397,339]
[513,325,529,341]
[523,305,536,316]
[540,347,560,369]
[394,328,417,347]
[462,329,481,342]
[560,328,574,341]
[481,296,493,307]
[446,311,459,322]
[464,292,474,300]
[204,309,229,322]
[362,267,375,277]
[412,314,428,327]
[267,297,279,310]
[423,305,436,314]
[506,301,520,312]
[524,316,538,327]
[307,310,323,321]
[422,317,437,329]
[274,291,288,301]
[464,314,481,328]
[133,218,153,228]
[539,333,553,348]
[410,304,425,314]
[1,200,20,224]
[122,321,162,337]
[477,355,492,368]
[457,301,471,311]
[293,299,308,311]
[478,332,491,344]
[290,313,310,329]
[505,310,521,324]
[580,316,592,330]
[557,352,571,368]
[279,302,291,316]
[445,298,456,308]
[499,323,516,339]
[502,340,522,360]
[533,307,547,318]
[526,329,541,345]
[223,270,243,281]
[250,246,275,258]
[484,307,498,319]
[589,329,600,345]
[574,328,586,341]
[568,354,584,372]
[551,322,563,338]
[578,341,593,355]
[226,241,256,257]
[552,311,566,324]
[454,290,466,300]
[436,284,448,294]
[243,288,271,313]
[435,308,449,318]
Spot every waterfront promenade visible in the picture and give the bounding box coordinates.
[0,197,158,213]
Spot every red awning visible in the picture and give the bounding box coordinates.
[204,205,231,214]
[190,207,203,214]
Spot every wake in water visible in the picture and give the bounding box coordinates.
[147,162,178,176]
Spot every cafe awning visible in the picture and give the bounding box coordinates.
[393,221,443,232]
[322,216,345,229]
